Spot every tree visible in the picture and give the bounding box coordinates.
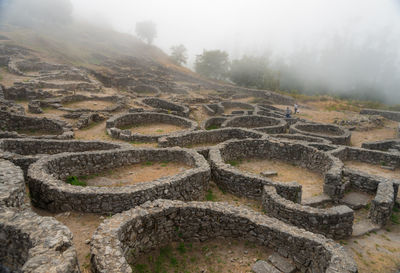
[195,50,229,80]
[135,21,157,45]
[230,55,280,90]
[170,44,188,65]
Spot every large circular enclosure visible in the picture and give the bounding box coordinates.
[28,147,210,213]
[221,115,287,134]
[209,138,343,201]
[290,122,351,145]
[106,112,198,142]
[0,208,79,273]
[90,199,358,273]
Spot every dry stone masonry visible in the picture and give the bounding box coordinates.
[90,199,358,273]
[158,128,265,158]
[221,115,288,134]
[106,112,198,142]
[141,97,190,117]
[0,159,25,208]
[28,147,210,213]
[0,138,130,176]
[290,122,351,145]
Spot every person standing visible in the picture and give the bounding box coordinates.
[294,103,298,114]
[285,107,291,118]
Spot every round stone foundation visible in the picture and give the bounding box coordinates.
[106,112,198,142]
[28,147,210,213]
[90,199,358,273]
[221,115,287,134]
[290,122,351,145]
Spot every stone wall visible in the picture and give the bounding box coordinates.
[202,104,223,116]
[28,148,210,213]
[158,128,265,158]
[369,181,396,226]
[90,199,358,273]
[106,112,198,142]
[222,115,287,134]
[141,97,190,117]
[271,133,332,144]
[3,85,54,100]
[130,85,161,96]
[210,138,344,201]
[0,111,74,139]
[0,159,25,208]
[360,108,400,122]
[0,208,80,273]
[0,138,129,176]
[361,139,400,153]
[201,117,228,130]
[262,186,353,239]
[290,122,351,145]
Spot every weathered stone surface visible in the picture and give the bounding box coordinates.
[0,138,130,176]
[222,115,287,134]
[141,97,190,117]
[28,147,210,213]
[360,108,400,122]
[252,260,281,273]
[369,181,395,226]
[0,159,25,208]
[268,253,296,273]
[106,112,198,142]
[260,170,278,177]
[289,122,351,145]
[262,186,354,239]
[91,199,358,273]
[158,127,265,158]
[0,208,80,273]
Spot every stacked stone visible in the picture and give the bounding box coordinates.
[262,186,354,239]
[141,97,190,117]
[202,103,224,115]
[361,139,400,153]
[28,100,43,114]
[0,138,129,176]
[28,147,210,213]
[130,85,161,96]
[106,112,198,142]
[369,181,396,226]
[290,122,351,145]
[272,133,331,144]
[90,199,358,273]
[0,159,25,208]
[0,111,74,139]
[360,108,400,122]
[158,128,265,158]
[221,115,287,134]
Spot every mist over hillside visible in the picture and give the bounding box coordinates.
[1,0,400,103]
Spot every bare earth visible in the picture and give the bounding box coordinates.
[63,100,115,110]
[84,161,191,187]
[127,123,186,135]
[350,121,398,147]
[344,161,400,180]
[236,158,324,199]
[132,238,273,273]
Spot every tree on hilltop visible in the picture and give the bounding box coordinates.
[135,21,157,45]
[170,44,188,66]
[195,49,229,80]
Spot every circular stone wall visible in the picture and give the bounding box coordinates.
[271,133,332,144]
[158,128,265,158]
[0,208,80,273]
[141,97,190,117]
[130,85,161,96]
[106,112,198,142]
[209,138,343,202]
[0,111,73,139]
[0,159,25,208]
[221,115,287,134]
[90,199,358,273]
[290,122,351,145]
[28,147,210,213]
[0,138,130,175]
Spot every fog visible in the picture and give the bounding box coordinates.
[1,0,400,103]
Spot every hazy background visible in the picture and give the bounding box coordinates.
[1,0,400,103]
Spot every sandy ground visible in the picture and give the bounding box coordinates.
[344,161,400,180]
[190,106,210,125]
[32,207,103,273]
[83,161,191,187]
[341,208,400,273]
[132,237,273,273]
[235,158,324,199]
[126,123,187,135]
[350,121,398,147]
[63,100,115,110]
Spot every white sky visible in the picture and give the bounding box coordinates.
[70,0,400,62]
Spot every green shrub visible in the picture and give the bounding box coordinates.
[66,176,87,186]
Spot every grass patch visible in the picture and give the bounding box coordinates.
[227,160,241,167]
[66,176,87,187]
[391,213,400,224]
[206,124,220,130]
[143,161,153,166]
[205,189,215,201]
